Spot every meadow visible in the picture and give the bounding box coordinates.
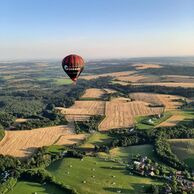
[1,58,194,194]
[98,144,155,162]
[169,139,194,169]
[7,181,66,194]
[79,132,113,151]
[46,156,162,194]
[135,112,172,130]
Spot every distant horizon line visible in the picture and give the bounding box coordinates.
[0,55,194,63]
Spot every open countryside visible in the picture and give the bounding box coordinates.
[0,0,194,192]
[1,57,194,194]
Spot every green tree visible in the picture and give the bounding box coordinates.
[0,112,15,128]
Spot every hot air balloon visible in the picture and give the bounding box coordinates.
[62,54,85,82]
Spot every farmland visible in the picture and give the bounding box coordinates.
[79,132,113,151]
[132,63,162,70]
[57,101,105,122]
[1,57,194,194]
[116,73,146,83]
[59,91,183,131]
[157,114,185,127]
[81,88,105,99]
[7,181,65,194]
[46,156,162,194]
[133,82,194,88]
[81,70,136,80]
[129,92,182,110]
[99,145,155,162]
[169,139,194,169]
[99,100,163,131]
[135,112,172,130]
[0,125,86,158]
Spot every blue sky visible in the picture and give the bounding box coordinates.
[0,0,194,60]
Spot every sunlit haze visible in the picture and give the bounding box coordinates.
[0,0,194,60]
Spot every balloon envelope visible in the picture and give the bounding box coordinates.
[62,54,84,82]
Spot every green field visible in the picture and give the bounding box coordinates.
[98,145,155,162]
[36,77,73,85]
[79,132,113,151]
[54,78,73,85]
[45,145,67,154]
[46,156,161,194]
[135,112,172,130]
[169,139,194,169]
[179,108,194,122]
[7,181,66,194]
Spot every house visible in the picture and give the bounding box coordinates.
[148,119,153,124]
[140,164,145,169]
[61,150,68,157]
[140,156,147,163]
[176,171,182,175]
[134,161,141,166]
[149,171,155,176]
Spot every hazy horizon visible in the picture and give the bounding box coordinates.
[1,55,194,63]
[0,0,194,60]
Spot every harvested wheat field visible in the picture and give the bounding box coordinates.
[133,82,194,88]
[65,115,91,122]
[132,63,162,70]
[99,100,162,131]
[112,81,130,85]
[110,97,131,102]
[81,71,135,80]
[157,94,182,110]
[57,101,106,122]
[81,88,105,98]
[157,114,185,127]
[15,118,28,123]
[116,73,146,82]
[129,93,182,110]
[130,93,161,105]
[54,134,86,145]
[0,125,86,158]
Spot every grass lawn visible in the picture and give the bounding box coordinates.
[98,145,155,163]
[135,112,172,130]
[36,77,73,85]
[46,156,162,194]
[169,139,194,169]
[45,145,67,154]
[79,132,113,151]
[7,181,66,194]
[54,78,72,85]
